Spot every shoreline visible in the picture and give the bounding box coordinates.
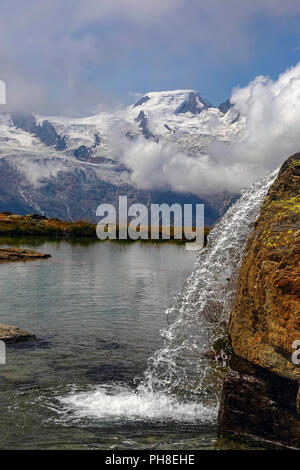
[0,212,210,244]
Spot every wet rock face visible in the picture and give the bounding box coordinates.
[219,152,300,447]
[229,152,300,381]
[219,354,300,448]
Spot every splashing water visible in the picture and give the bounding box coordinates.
[58,168,279,422]
[59,384,217,424]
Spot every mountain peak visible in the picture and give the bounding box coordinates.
[174,91,212,115]
[218,99,233,114]
[132,89,212,115]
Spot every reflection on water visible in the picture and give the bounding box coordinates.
[0,239,265,449]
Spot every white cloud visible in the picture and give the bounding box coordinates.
[17,158,68,188]
[227,62,300,170]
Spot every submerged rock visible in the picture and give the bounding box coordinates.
[0,248,51,261]
[219,152,300,447]
[0,323,36,343]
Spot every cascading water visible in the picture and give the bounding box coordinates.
[139,168,279,405]
[58,168,279,423]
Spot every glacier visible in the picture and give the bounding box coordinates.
[0,90,244,222]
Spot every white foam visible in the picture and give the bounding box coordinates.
[59,385,217,423]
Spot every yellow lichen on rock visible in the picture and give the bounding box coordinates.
[219,153,300,448]
[230,152,300,381]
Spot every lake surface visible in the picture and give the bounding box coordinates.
[0,239,264,450]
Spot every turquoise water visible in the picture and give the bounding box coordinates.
[0,240,264,450]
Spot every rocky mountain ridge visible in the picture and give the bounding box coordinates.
[0,90,242,223]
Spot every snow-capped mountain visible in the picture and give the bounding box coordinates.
[0,90,243,224]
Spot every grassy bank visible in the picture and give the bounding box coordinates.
[0,212,210,243]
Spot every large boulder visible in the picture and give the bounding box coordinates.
[219,152,300,447]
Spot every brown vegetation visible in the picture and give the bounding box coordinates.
[0,212,210,243]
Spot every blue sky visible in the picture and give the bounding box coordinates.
[1,0,300,115]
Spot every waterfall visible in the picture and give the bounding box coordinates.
[58,168,279,423]
[139,167,279,402]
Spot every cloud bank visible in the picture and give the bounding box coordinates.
[1,0,300,115]
[122,63,300,195]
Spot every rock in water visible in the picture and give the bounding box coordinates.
[0,323,36,343]
[219,354,300,448]
[0,248,51,261]
[219,152,300,448]
[0,247,46,344]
